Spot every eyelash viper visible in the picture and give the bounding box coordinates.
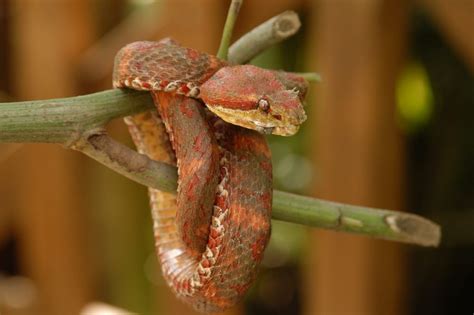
[113,38,307,313]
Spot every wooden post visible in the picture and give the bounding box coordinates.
[304,0,409,314]
[0,0,12,249]
[418,0,474,73]
[9,1,96,314]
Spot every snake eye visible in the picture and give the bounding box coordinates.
[258,98,270,113]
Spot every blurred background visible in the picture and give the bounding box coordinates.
[0,0,473,314]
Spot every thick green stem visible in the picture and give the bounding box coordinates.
[272,191,440,247]
[0,89,153,143]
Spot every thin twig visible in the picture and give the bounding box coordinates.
[72,133,178,193]
[297,72,322,82]
[0,11,441,247]
[217,0,243,60]
[228,10,301,64]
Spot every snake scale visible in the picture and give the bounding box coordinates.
[113,38,308,313]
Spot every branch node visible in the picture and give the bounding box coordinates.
[385,215,401,233]
[66,128,105,151]
[341,216,364,228]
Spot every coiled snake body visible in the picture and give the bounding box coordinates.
[113,39,307,312]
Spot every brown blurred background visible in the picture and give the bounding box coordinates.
[0,0,473,314]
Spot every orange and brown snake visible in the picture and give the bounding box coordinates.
[113,38,308,312]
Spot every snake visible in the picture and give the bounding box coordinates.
[113,38,308,313]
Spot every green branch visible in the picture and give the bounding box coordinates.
[297,72,322,82]
[217,0,243,60]
[228,10,302,64]
[0,10,441,247]
[0,89,152,143]
[273,191,439,246]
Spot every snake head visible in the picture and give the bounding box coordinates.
[200,65,308,136]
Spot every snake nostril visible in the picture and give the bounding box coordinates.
[297,112,307,123]
[272,114,282,121]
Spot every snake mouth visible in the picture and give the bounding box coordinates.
[255,123,300,136]
[269,124,300,136]
[252,121,301,136]
[205,105,302,136]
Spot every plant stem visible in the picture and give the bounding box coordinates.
[228,10,301,64]
[74,133,443,247]
[272,191,440,247]
[297,72,322,82]
[0,103,441,248]
[217,0,243,60]
[0,89,153,143]
[71,133,178,193]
